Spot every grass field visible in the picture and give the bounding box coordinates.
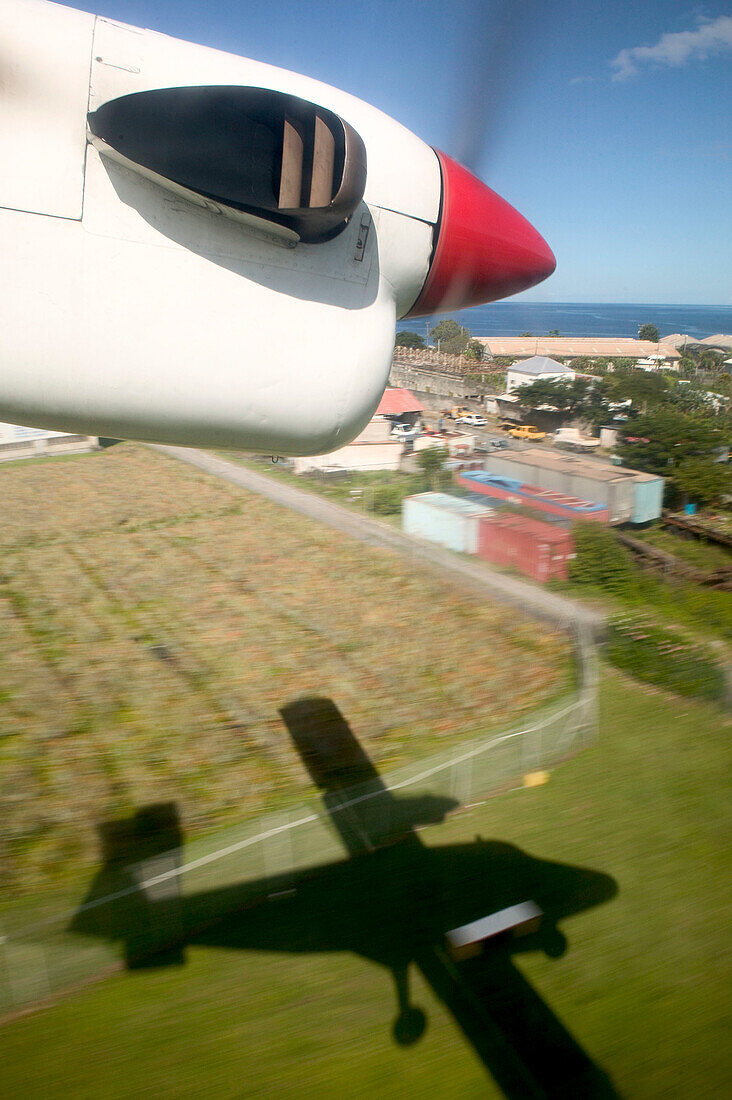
[0,444,569,894]
[1,668,729,1098]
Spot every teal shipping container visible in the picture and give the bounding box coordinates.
[631,474,665,524]
[402,493,494,554]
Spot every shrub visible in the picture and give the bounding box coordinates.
[568,523,637,596]
[371,485,404,515]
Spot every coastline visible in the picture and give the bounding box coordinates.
[399,301,732,341]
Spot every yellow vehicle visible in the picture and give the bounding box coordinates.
[509,424,546,440]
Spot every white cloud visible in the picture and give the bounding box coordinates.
[611,14,732,80]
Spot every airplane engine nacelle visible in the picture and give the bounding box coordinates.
[0,0,554,455]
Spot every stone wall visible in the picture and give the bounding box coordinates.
[390,352,504,400]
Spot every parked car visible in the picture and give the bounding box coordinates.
[553,427,601,450]
[391,422,419,441]
[455,414,487,427]
[509,425,546,440]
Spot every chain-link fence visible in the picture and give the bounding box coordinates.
[0,626,598,1017]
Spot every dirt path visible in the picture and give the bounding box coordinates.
[154,446,604,635]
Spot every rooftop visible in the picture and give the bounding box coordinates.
[480,337,681,360]
[376,387,424,416]
[509,355,572,375]
[487,447,660,483]
[406,492,494,517]
[485,513,575,543]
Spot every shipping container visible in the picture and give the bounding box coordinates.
[402,492,493,554]
[457,488,575,529]
[477,514,575,582]
[457,472,610,523]
[478,448,663,524]
[631,474,665,524]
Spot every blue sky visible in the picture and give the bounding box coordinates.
[58,0,731,303]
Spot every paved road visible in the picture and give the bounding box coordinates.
[155,446,605,636]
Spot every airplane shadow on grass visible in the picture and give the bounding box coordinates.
[72,698,620,1099]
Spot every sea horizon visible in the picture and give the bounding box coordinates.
[399,301,732,342]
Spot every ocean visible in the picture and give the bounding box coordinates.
[398,303,732,341]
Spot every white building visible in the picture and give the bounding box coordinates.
[0,422,98,462]
[506,355,575,395]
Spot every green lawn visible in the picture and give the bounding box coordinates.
[2,667,729,1099]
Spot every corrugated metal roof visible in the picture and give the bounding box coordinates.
[460,471,606,512]
[480,337,681,360]
[376,387,425,415]
[701,334,732,349]
[406,492,493,517]
[508,356,572,375]
[487,447,657,483]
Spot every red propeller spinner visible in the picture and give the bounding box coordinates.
[405,150,556,317]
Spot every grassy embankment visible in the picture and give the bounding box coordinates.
[0,668,729,1099]
[0,444,569,895]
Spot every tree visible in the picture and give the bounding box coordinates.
[519,331,534,337]
[697,348,726,374]
[612,358,637,372]
[615,409,729,505]
[664,382,709,415]
[395,330,425,349]
[430,319,472,355]
[415,446,450,491]
[464,339,484,361]
[638,323,660,342]
[514,376,609,422]
[609,370,669,413]
[547,329,561,337]
[674,458,732,508]
[431,320,462,343]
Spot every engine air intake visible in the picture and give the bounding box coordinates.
[87,86,367,243]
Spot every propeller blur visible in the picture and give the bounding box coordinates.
[0,0,555,455]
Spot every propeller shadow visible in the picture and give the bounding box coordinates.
[72,698,619,1097]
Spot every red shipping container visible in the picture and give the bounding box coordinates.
[477,514,575,582]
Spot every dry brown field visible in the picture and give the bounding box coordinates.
[0,444,569,892]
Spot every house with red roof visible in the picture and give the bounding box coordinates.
[376,387,425,421]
